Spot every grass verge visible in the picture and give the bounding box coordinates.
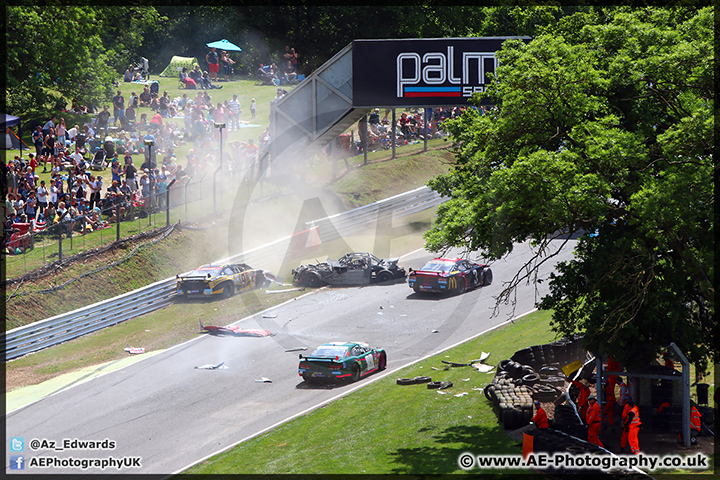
[185,310,555,475]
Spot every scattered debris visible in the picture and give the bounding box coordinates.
[266,287,305,294]
[438,381,454,390]
[255,377,272,383]
[442,360,470,367]
[195,362,227,370]
[469,352,490,363]
[262,313,278,318]
[379,306,384,309]
[454,392,469,397]
[124,344,145,354]
[431,329,439,333]
[431,366,441,371]
[471,363,495,373]
[285,347,308,352]
[263,271,284,285]
[462,378,471,382]
[377,312,384,315]
[199,318,273,337]
[437,391,447,395]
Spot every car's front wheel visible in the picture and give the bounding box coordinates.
[301,272,323,288]
[378,353,387,370]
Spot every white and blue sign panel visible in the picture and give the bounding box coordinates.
[352,37,529,107]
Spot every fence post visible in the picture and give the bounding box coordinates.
[184,176,192,222]
[392,109,396,159]
[166,179,176,226]
[423,108,428,152]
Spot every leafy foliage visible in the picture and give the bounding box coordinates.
[426,7,714,369]
[7,7,121,113]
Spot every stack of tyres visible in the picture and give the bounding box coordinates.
[530,345,546,368]
[486,337,588,431]
[484,378,534,429]
[511,347,535,368]
[541,343,557,365]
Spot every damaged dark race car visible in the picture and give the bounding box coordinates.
[292,252,406,287]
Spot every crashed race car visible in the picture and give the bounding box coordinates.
[292,252,405,287]
[176,263,270,299]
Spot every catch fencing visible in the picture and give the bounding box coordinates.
[4,186,446,360]
[5,171,245,279]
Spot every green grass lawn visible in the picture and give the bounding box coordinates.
[185,310,554,475]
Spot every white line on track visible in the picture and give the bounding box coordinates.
[173,307,538,475]
[399,247,426,259]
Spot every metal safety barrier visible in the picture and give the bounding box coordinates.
[3,186,446,360]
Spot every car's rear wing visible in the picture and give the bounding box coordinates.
[177,274,213,280]
[299,355,342,363]
[411,270,444,276]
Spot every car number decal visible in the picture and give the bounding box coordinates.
[365,353,375,371]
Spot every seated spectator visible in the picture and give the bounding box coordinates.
[180,67,197,89]
[124,66,133,82]
[202,71,223,89]
[148,93,160,111]
[150,112,163,126]
[125,104,136,123]
[139,87,152,107]
[71,99,88,114]
[190,65,207,89]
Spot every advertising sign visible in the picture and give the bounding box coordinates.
[352,37,529,107]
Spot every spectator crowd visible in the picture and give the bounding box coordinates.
[3,44,469,255]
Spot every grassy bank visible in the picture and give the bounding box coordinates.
[186,310,554,475]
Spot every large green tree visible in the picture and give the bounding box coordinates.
[425,7,714,369]
[6,6,162,116]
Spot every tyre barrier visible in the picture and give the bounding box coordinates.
[414,376,432,384]
[486,336,590,432]
[522,372,540,387]
[542,375,566,388]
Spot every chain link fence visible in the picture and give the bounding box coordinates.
[5,169,253,280]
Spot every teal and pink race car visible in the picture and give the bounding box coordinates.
[298,342,387,383]
[408,257,493,294]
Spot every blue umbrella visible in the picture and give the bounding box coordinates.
[206,39,242,52]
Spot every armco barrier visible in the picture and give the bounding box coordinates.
[4,186,446,361]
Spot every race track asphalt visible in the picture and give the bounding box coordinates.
[6,239,576,474]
